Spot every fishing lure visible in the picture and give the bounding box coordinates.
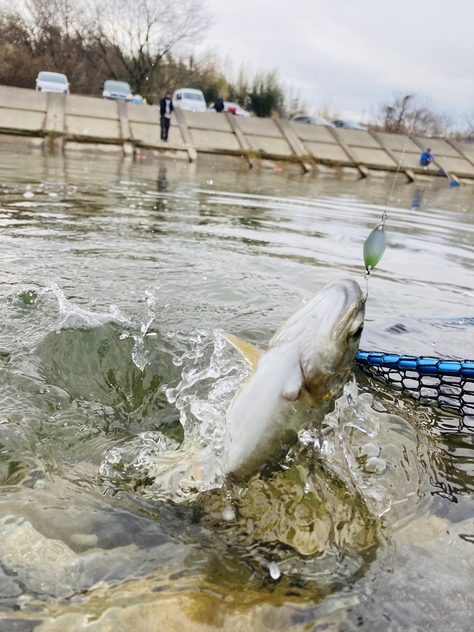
[363,223,386,272]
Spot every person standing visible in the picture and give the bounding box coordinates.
[214,97,224,113]
[160,90,174,141]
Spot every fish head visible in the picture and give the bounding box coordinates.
[269,279,365,404]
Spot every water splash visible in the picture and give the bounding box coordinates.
[100,431,180,486]
[131,290,159,371]
[101,330,249,501]
[299,380,424,518]
[100,331,423,521]
[48,281,132,330]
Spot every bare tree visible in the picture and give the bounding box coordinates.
[0,0,211,96]
[280,83,306,120]
[461,110,474,140]
[0,0,301,115]
[227,66,251,109]
[373,92,452,137]
[3,0,82,48]
[378,93,414,134]
[0,0,93,81]
[82,0,211,94]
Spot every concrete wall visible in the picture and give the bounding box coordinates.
[1,84,474,181]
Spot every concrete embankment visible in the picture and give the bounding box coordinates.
[1,84,474,181]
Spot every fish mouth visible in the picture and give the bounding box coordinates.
[332,281,366,341]
[300,281,365,400]
[333,302,364,340]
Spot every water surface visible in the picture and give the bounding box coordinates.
[0,151,473,631]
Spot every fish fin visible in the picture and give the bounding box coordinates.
[281,366,305,401]
[301,389,318,405]
[222,332,263,369]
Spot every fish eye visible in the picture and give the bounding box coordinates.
[350,323,364,339]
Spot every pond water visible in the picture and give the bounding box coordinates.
[0,150,473,631]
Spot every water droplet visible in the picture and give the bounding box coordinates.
[364,456,387,474]
[222,507,235,521]
[268,562,281,580]
[360,443,380,459]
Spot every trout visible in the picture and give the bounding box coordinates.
[148,278,365,498]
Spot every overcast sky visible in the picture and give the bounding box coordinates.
[198,0,473,124]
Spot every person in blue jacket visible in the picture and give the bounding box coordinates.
[419,148,434,168]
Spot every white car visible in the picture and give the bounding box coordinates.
[35,71,70,94]
[172,88,206,112]
[102,80,133,101]
[332,119,367,130]
[208,101,250,116]
[290,114,333,126]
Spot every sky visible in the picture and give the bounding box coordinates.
[197,0,473,125]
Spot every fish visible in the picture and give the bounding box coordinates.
[221,278,365,476]
[147,278,365,498]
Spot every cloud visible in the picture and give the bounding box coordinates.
[200,0,474,121]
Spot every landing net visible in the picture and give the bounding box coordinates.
[355,350,474,428]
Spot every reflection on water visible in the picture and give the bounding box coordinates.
[0,151,473,630]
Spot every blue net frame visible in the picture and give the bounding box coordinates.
[355,350,474,426]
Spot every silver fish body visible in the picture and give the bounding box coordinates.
[147,278,365,498]
[222,278,365,476]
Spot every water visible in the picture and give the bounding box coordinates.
[0,150,473,630]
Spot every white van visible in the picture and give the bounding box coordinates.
[35,71,70,94]
[172,88,206,112]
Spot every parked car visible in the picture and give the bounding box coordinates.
[208,101,250,116]
[35,71,69,94]
[332,119,367,130]
[102,80,133,101]
[172,88,206,112]
[290,114,334,126]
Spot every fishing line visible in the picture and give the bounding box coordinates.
[362,2,450,288]
[355,5,474,427]
[383,2,451,209]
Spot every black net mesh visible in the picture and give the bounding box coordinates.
[355,350,474,429]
